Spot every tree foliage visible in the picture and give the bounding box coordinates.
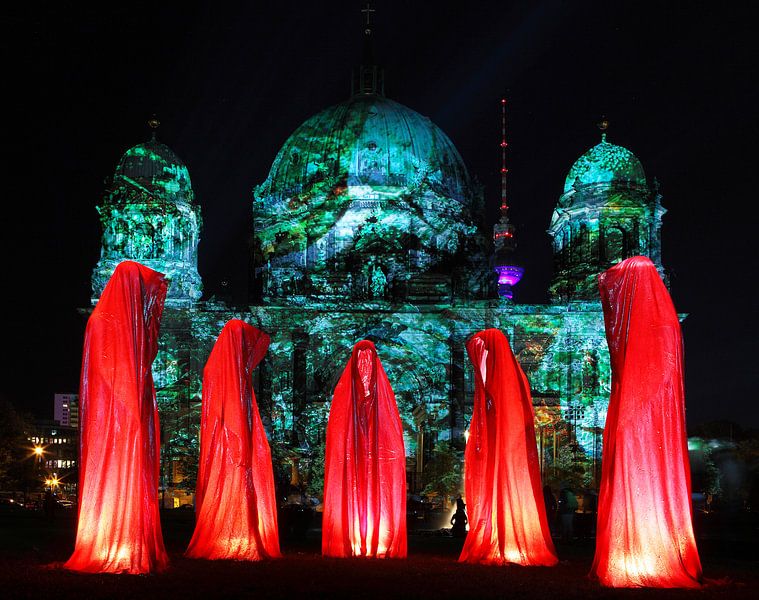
[422,441,462,504]
[0,398,34,491]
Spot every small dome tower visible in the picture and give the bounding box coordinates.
[91,118,203,306]
[547,120,665,301]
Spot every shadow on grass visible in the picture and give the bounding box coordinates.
[0,509,757,599]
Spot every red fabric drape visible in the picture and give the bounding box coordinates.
[322,340,407,558]
[459,329,558,566]
[186,319,281,560]
[64,261,168,574]
[591,256,702,588]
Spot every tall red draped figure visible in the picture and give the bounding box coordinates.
[65,261,169,574]
[591,256,702,588]
[322,340,407,558]
[459,329,558,566]
[186,319,281,560]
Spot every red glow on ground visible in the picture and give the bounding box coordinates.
[185,320,281,561]
[459,329,557,567]
[322,340,407,558]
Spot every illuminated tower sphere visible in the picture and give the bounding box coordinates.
[547,123,665,301]
[252,65,490,304]
[91,119,202,306]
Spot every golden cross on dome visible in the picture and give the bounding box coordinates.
[148,114,160,141]
[361,3,376,26]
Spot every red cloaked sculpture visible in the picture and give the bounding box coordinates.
[186,319,281,560]
[64,261,169,574]
[459,329,558,566]
[322,340,407,558]
[591,256,702,588]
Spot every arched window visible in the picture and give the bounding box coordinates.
[404,234,421,269]
[576,224,590,262]
[110,219,128,254]
[133,222,155,259]
[604,225,627,264]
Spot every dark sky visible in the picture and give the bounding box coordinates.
[3,2,756,428]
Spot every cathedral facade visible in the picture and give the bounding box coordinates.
[89,69,665,503]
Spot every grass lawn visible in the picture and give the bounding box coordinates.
[0,508,757,599]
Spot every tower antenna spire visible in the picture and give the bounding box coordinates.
[500,97,509,218]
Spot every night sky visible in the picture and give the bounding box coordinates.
[3,2,756,428]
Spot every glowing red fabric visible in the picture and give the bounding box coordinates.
[186,319,281,560]
[459,329,558,566]
[64,261,168,574]
[591,256,702,588]
[322,340,407,558]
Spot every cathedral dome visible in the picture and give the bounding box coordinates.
[563,135,646,194]
[93,129,203,305]
[114,138,194,203]
[259,94,471,204]
[253,92,491,304]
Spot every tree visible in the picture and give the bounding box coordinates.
[0,398,35,492]
[422,441,463,508]
[304,438,325,500]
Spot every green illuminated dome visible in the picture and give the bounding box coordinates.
[114,138,194,203]
[550,132,663,302]
[260,94,471,204]
[253,92,490,304]
[93,130,202,305]
[563,135,646,194]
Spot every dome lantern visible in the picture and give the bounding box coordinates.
[253,94,490,305]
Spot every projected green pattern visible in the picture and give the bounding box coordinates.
[253,94,491,305]
[92,139,202,304]
[563,136,646,194]
[183,303,611,467]
[153,309,203,491]
[549,136,664,301]
[91,104,669,500]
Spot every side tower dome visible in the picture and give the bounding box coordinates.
[91,120,202,306]
[547,126,665,301]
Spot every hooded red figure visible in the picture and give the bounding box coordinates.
[64,261,169,574]
[186,319,281,560]
[322,340,407,558]
[591,256,702,588]
[459,329,558,566]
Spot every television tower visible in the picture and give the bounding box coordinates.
[492,98,524,299]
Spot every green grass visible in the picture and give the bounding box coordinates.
[0,509,757,599]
